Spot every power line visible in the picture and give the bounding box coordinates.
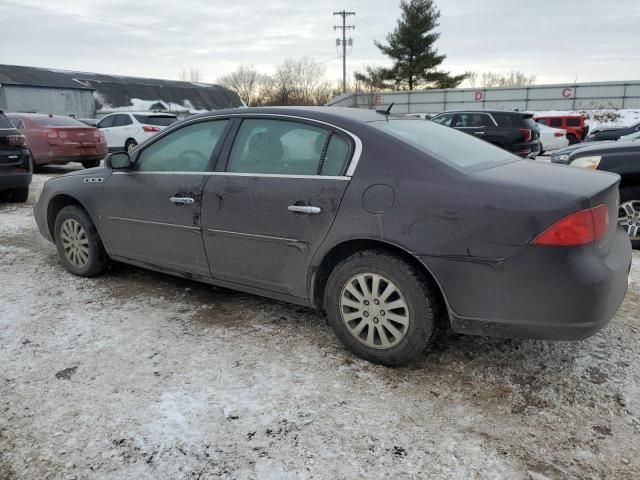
[333,10,355,94]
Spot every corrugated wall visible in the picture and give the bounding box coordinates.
[0,85,95,118]
[328,81,640,113]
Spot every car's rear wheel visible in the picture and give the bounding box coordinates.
[125,139,138,153]
[325,250,441,366]
[618,186,640,249]
[54,205,109,277]
[82,160,101,168]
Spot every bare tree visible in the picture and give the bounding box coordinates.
[464,71,478,88]
[268,57,332,106]
[480,70,537,88]
[179,68,203,82]
[217,65,266,106]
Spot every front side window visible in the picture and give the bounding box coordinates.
[371,119,516,171]
[98,115,115,128]
[136,120,229,172]
[227,119,350,176]
[431,113,453,126]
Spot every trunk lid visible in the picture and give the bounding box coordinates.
[51,127,101,144]
[474,160,621,255]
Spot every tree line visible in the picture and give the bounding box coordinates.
[209,0,536,106]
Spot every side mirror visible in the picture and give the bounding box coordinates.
[107,152,132,170]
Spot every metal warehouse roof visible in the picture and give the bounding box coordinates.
[0,64,242,111]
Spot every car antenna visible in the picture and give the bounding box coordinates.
[376,102,395,118]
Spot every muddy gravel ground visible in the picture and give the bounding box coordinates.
[1,168,639,479]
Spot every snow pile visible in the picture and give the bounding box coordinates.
[95,96,211,115]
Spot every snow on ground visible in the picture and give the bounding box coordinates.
[532,109,640,131]
[1,171,640,479]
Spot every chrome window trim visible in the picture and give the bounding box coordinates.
[128,112,363,178]
[112,171,350,180]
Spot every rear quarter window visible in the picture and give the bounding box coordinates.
[134,115,177,126]
[371,119,517,171]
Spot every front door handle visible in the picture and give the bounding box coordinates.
[475,131,485,135]
[170,196,195,206]
[288,205,322,215]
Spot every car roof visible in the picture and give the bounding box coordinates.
[435,109,526,115]
[103,111,178,116]
[187,106,405,124]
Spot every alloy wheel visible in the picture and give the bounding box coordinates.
[60,219,90,268]
[618,200,640,240]
[339,273,410,349]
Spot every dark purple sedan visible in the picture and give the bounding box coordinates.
[34,107,632,365]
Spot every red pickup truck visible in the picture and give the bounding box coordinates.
[533,115,589,145]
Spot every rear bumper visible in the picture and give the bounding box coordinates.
[510,140,541,158]
[0,171,32,191]
[421,228,632,340]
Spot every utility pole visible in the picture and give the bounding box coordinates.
[333,10,355,94]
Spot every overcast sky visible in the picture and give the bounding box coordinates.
[1,0,639,86]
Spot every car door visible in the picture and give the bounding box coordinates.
[101,118,231,276]
[200,116,355,299]
[96,115,116,148]
[110,114,136,150]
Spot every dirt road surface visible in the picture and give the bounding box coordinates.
[1,168,639,479]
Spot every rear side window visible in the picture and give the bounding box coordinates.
[134,115,177,126]
[549,118,563,128]
[114,115,133,127]
[31,116,86,127]
[372,119,516,171]
[227,119,350,176]
[565,117,581,127]
[137,120,229,172]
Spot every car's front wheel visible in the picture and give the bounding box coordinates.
[618,186,640,249]
[325,250,441,366]
[54,205,109,276]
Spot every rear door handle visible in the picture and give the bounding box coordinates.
[288,205,322,215]
[170,196,195,206]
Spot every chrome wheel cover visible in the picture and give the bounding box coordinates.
[340,273,410,349]
[618,200,640,240]
[60,219,90,268]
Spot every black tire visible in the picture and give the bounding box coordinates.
[82,159,101,169]
[325,250,441,366]
[54,205,109,277]
[619,186,640,250]
[567,134,579,145]
[125,139,138,153]
[538,143,544,156]
[8,186,29,203]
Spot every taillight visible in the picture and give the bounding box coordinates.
[554,132,564,137]
[518,128,532,142]
[42,129,58,140]
[92,129,100,139]
[531,205,609,247]
[7,134,25,146]
[142,125,161,133]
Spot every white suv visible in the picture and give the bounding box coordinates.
[96,112,178,152]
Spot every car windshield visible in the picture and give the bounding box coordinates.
[31,116,87,127]
[134,114,177,126]
[370,118,518,171]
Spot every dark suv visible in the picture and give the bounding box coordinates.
[0,110,31,202]
[431,110,541,158]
